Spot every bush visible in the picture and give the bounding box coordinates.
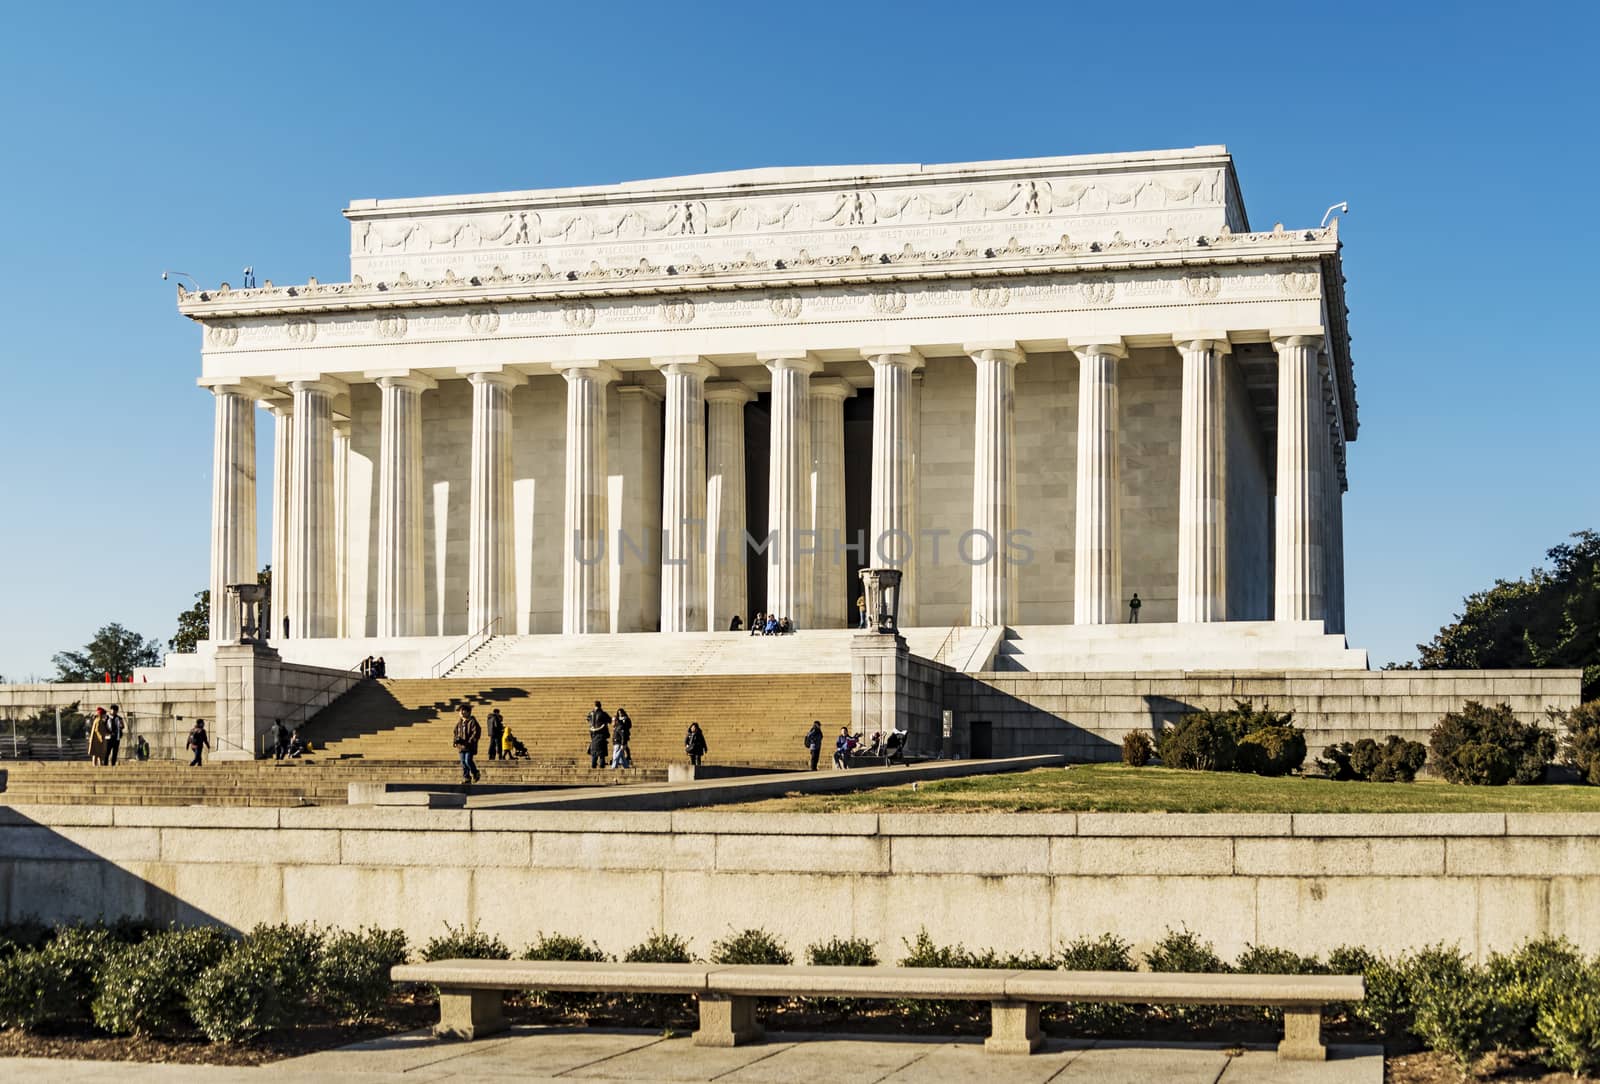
[1144,927,1229,1025]
[1557,701,1600,785]
[0,919,50,960]
[1235,945,1326,1022]
[897,929,998,1024]
[1534,964,1600,1077]
[622,932,695,1025]
[1411,967,1515,1072]
[0,925,116,1030]
[710,928,793,966]
[1318,736,1427,782]
[1483,937,1584,1044]
[189,925,325,1042]
[806,936,878,968]
[420,923,510,962]
[1157,716,1237,771]
[1431,701,1555,785]
[91,926,234,1036]
[1054,933,1137,1033]
[1327,946,1401,1034]
[1121,731,1153,767]
[520,932,610,1013]
[1235,725,1307,776]
[315,927,408,1022]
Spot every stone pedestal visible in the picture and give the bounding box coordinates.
[212,641,282,760]
[850,631,910,738]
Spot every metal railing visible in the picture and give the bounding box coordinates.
[430,616,502,678]
[282,659,369,744]
[930,623,964,665]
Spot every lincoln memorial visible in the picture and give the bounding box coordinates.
[177,145,1360,676]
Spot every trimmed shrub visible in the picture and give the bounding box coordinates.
[189,925,325,1042]
[1121,731,1153,767]
[1054,933,1137,1033]
[1483,937,1584,1044]
[0,926,116,1030]
[1556,700,1600,785]
[1410,967,1515,1072]
[1235,945,1326,1022]
[622,932,695,1024]
[420,923,510,962]
[1235,725,1307,776]
[1144,927,1229,1025]
[1430,700,1555,785]
[91,926,234,1036]
[315,927,409,1022]
[1318,736,1427,782]
[710,928,793,966]
[0,919,50,960]
[520,932,610,1013]
[898,929,992,1024]
[1534,963,1600,1078]
[1156,715,1236,772]
[803,936,879,1014]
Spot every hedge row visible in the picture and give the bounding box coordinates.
[4,920,1599,1074]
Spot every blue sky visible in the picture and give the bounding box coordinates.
[0,1,1594,679]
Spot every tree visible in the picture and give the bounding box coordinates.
[51,623,163,683]
[1411,530,1600,699]
[170,590,209,653]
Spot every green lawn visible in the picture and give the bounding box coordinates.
[744,763,1600,814]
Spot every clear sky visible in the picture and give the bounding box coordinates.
[0,1,1594,680]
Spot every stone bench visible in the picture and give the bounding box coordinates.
[392,959,1362,1059]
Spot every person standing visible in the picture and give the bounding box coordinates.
[87,708,110,766]
[804,720,823,771]
[1128,592,1142,624]
[485,708,504,762]
[186,718,210,767]
[106,705,125,766]
[684,722,707,768]
[856,593,868,629]
[452,707,482,784]
[271,719,290,761]
[611,708,633,769]
[586,701,611,769]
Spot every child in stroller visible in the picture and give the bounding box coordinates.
[502,727,530,760]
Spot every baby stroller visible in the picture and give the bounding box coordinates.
[882,729,908,764]
[505,734,530,759]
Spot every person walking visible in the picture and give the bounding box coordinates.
[684,722,707,767]
[452,707,482,784]
[1128,592,1142,624]
[485,708,504,762]
[106,705,125,766]
[87,708,110,766]
[804,720,823,771]
[611,708,633,769]
[186,718,210,767]
[586,701,611,769]
[271,719,290,761]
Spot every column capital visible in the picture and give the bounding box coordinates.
[651,355,718,380]
[1270,327,1326,351]
[964,341,1026,366]
[757,351,823,375]
[261,395,293,417]
[551,359,621,385]
[198,376,269,398]
[811,375,858,401]
[370,371,439,392]
[705,380,756,405]
[1171,333,1231,356]
[282,375,349,397]
[860,347,925,369]
[616,384,663,404]
[461,366,529,388]
[1069,338,1129,360]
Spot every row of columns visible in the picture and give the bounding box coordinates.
[207,334,1347,643]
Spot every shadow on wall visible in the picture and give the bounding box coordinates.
[0,798,232,931]
[304,683,533,741]
[941,675,1120,760]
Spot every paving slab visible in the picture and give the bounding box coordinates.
[562,1034,803,1080]
[875,1039,1094,1083]
[715,1036,948,1083]
[1219,1044,1383,1082]
[1050,1041,1233,1082]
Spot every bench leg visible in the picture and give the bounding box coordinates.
[1279,1008,1326,1061]
[435,987,507,1040]
[985,1000,1042,1055]
[694,994,764,1047]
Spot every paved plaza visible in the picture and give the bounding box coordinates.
[2,1028,1382,1082]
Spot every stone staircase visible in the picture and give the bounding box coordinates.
[0,760,659,808]
[991,621,1370,672]
[299,672,852,767]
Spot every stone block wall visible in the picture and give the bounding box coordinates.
[0,684,215,761]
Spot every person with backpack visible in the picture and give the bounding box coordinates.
[611,708,633,769]
[804,720,824,771]
[586,701,611,769]
[452,706,482,784]
[106,705,125,766]
[485,708,504,761]
[186,719,210,767]
[684,722,708,767]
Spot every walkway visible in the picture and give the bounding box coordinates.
[2,1027,1383,1082]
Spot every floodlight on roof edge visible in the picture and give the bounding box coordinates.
[1320,201,1349,228]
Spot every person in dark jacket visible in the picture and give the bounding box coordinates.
[804,720,824,771]
[611,708,633,769]
[833,726,855,770]
[187,719,210,767]
[452,707,482,784]
[684,722,708,767]
[587,701,611,769]
[272,719,290,761]
[485,708,504,761]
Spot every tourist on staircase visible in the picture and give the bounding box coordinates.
[587,701,611,769]
[485,708,504,762]
[452,706,482,784]
[272,719,290,761]
[729,614,743,632]
[287,729,308,758]
[107,705,124,766]
[88,708,110,766]
[611,708,633,769]
[749,611,763,636]
[805,720,823,771]
[684,722,707,767]
[186,719,209,767]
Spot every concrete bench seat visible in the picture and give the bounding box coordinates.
[392,959,1362,1060]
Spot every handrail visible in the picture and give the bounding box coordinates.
[930,623,963,664]
[431,616,502,679]
[282,659,368,745]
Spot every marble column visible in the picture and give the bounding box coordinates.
[705,381,754,631]
[287,377,344,639]
[864,349,921,626]
[375,373,435,637]
[558,362,618,634]
[267,401,294,637]
[966,342,1025,627]
[761,352,821,628]
[612,385,662,634]
[656,358,713,633]
[1070,341,1126,625]
[332,419,350,638]
[810,375,856,627]
[1272,331,1326,622]
[1329,446,1348,636]
[466,369,524,636]
[207,384,257,642]
[1175,335,1230,623]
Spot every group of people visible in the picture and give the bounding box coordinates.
[803,719,906,770]
[484,708,529,761]
[585,702,634,768]
[452,705,533,782]
[85,706,126,766]
[358,656,388,678]
[737,612,795,635]
[268,720,309,760]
